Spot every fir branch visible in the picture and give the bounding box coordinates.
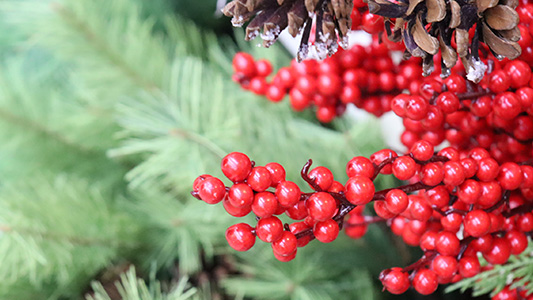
[446,243,533,297]
[0,175,140,297]
[87,266,198,300]
[128,187,234,275]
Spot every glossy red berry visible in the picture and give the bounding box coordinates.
[255,59,273,77]
[370,149,398,174]
[431,255,458,279]
[271,231,297,256]
[483,237,512,265]
[345,176,375,205]
[380,268,410,294]
[498,162,524,190]
[458,256,481,278]
[221,152,252,182]
[410,140,434,161]
[306,192,337,221]
[223,198,252,217]
[265,162,286,187]
[252,192,278,218]
[505,230,528,255]
[436,92,460,114]
[464,210,491,237]
[457,179,481,204]
[228,183,254,207]
[313,219,340,243]
[256,216,284,243]
[275,181,301,208]
[308,166,334,191]
[247,166,272,192]
[412,269,438,295]
[385,189,409,214]
[420,163,444,186]
[226,223,256,251]
[198,177,226,204]
[392,156,417,180]
[436,231,460,256]
[346,156,375,178]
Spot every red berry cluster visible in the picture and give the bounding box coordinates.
[192,151,348,261]
[231,40,422,122]
[390,56,533,164]
[192,143,533,295]
[492,285,533,300]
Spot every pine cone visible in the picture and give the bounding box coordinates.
[222,0,354,61]
[368,0,521,82]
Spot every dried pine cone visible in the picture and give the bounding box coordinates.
[222,0,353,61]
[368,0,521,82]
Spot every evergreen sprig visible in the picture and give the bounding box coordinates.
[0,175,139,299]
[446,243,533,297]
[87,266,198,300]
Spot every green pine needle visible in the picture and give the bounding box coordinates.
[87,266,197,300]
[447,242,533,297]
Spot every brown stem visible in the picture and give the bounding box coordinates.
[300,159,323,191]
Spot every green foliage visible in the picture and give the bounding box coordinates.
[0,175,139,299]
[87,266,197,300]
[447,243,533,297]
[223,244,379,300]
[128,188,234,274]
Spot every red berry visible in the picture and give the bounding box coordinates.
[380,268,410,294]
[345,214,368,239]
[385,189,409,214]
[498,162,524,190]
[313,219,340,243]
[317,73,342,97]
[228,183,254,207]
[226,223,256,251]
[255,59,273,77]
[198,177,226,204]
[392,156,417,180]
[266,84,286,102]
[406,95,429,120]
[410,140,435,161]
[431,255,458,279]
[285,200,308,220]
[464,210,491,237]
[275,181,301,208]
[505,230,528,255]
[420,163,444,186]
[265,162,286,187]
[489,70,511,93]
[517,212,533,232]
[409,196,433,221]
[193,174,212,191]
[471,234,494,253]
[247,167,272,192]
[443,161,465,186]
[441,213,463,232]
[457,179,481,205]
[436,92,460,114]
[346,156,375,178]
[289,222,311,247]
[483,237,512,265]
[436,231,460,256]
[370,149,398,174]
[492,286,518,300]
[308,166,334,191]
[412,269,438,295]
[256,216,284,243]
[504,60,531,89]
[273,249,297,262]
[271,231,297,256]
[306,192,337,221]
[458,256,481,278]
[223,198,252,217]
[252,192,279,218]
[232,52,256,78]
[221,152,252,182]
[477,158,499,182]
[345,176,375,205]
[420,231,438,251]
[494,92,522,120]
